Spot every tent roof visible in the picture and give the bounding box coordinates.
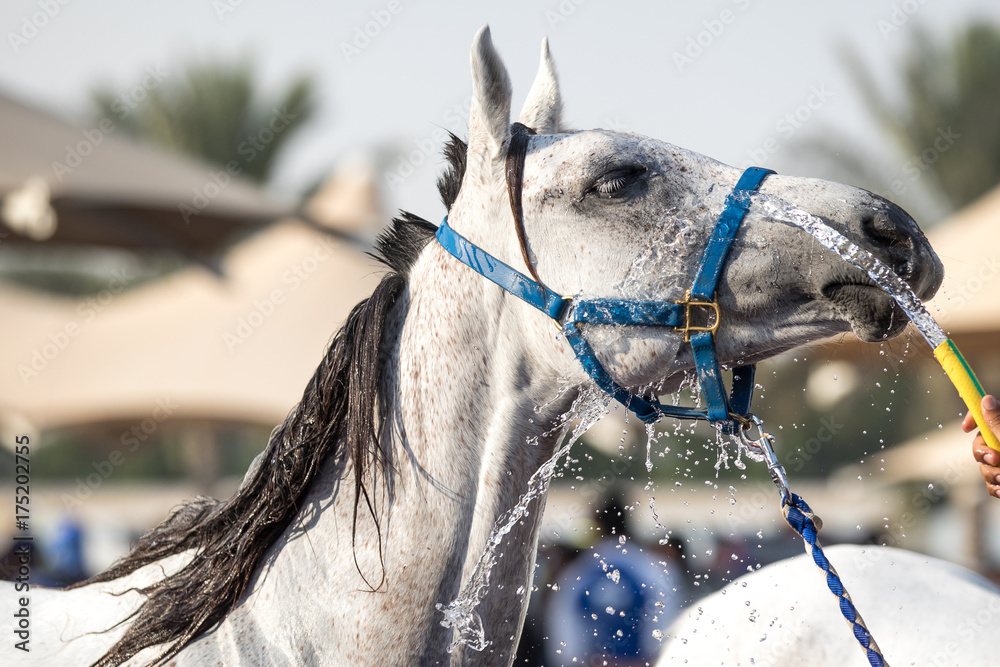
[0,219,383,435]
[0,92,292,258]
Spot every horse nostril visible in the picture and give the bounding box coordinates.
[860,210,914,278]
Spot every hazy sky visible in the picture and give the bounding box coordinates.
[4,0,1000,223]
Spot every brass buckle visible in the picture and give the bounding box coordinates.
[676,291,720,342]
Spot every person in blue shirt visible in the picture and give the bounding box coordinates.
[543,492,688,666]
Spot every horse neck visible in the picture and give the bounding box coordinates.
[396,240,580,663]
[235,240,578,664]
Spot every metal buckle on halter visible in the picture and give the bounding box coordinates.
[676,291,720,342]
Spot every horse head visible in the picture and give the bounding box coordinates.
[446,27,943,403]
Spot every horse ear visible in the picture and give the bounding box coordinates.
[518,38,563,134]
[467,25,512,171]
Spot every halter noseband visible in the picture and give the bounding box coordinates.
[435,165,774,433]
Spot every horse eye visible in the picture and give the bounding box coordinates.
[590,166,646,198]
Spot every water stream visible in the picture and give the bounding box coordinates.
[751,194,946,348]
[437,389,610,652]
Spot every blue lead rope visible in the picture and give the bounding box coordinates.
[781,492,887,667]
[744,426,886,666]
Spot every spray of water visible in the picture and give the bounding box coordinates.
[752,194,946,348]
[437,389,610,652]
[439,191,949,655]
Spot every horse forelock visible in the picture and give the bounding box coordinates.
[436,131,467,212]
[438,124,540,289]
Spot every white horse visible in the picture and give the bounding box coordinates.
[11,27,943,666]
[660,544,1000,666]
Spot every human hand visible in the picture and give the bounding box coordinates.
[966,395,1000,497]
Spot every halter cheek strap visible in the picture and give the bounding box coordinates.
[435,166,774,432]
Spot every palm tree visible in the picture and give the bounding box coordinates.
[93,59,316,184]
[793,22,1000,222]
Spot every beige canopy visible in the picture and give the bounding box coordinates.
[924,184,1000,348]
[0,93,292,258]
[0,219,383,437]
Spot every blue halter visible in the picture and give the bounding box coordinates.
[436,166,774,432]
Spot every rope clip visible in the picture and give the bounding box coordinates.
[739,414,790,500]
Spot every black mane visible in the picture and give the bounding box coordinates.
[80,134,467,666]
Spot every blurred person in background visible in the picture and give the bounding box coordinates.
[543,491,688,666]
[45,514,88,586]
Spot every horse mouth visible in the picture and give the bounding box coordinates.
[821,282,908,342]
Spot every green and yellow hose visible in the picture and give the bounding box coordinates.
[933,339,1000,452]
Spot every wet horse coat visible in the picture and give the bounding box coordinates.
[12,27,943,666]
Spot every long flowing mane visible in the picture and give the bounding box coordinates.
[78,135,468,667]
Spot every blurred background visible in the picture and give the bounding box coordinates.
[2,0,1000,663]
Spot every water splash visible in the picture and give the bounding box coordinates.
[752,194,946,348]
[717,426,765,473]
[437,389,609,652]
[644,421,657,472]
